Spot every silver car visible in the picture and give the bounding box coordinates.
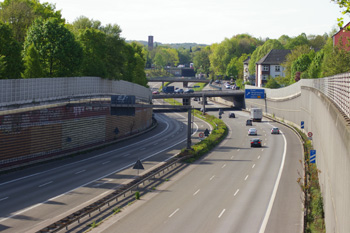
[248,128,257,136]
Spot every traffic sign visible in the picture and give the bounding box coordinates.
[310,150,316,163]
[245,89,265,99]
[308,132,313,137]
[133,160,144,170]
[199,132,204,138]
[301,121,304,129]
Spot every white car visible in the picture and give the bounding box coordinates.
[271,127,280,134]
[248,128,257,136]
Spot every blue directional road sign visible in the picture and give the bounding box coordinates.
[245,89,265,99]
[310,150,316,163]
[301,121,304,129]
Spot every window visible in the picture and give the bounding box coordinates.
[263,65,269,71]
[262,75,268,80]
[275,66,280,72]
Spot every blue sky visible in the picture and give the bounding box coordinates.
[52,0,349,44]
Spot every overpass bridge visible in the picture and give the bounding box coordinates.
[147,77,210,88]
[152,89,245,109]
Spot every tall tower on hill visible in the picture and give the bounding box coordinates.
[148,35,154,50]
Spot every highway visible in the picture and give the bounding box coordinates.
[0,110,211,233]
[91,101,303,232]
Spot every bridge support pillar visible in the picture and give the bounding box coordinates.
[183,82,188,88]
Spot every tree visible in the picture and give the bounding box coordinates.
[193,46,211,76]
[24,17,83,77]
[265,77,281,88]
[177,47,191,65]
[332,0,350,29]
[0,0,63,43]
[284,34,309,50]
[78,28,107,77]
[0,21,23,79]
[0,55,6,78]
[308,51,324,78]
[321,39,350,76]
[291,53,312,78]
[22,43,44,78]
[282,45,311,82]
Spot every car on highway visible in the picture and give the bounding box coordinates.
[184,89,194,93]
[229,112,235,118]
[152,90,159,94]
[225,84,231,89]
[271,127,280,134]
[248,128,257,136]
[250,138,262,147]
[246,119,253,126]
[174,88,184,93]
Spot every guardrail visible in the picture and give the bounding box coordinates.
[37,154,191,232]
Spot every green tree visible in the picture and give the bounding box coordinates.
[248,39,284,75]
[24,17,83,77]
[322,40,350,76]
[192,46,211,76]
[0,0,63,43]
[78,28,107,77]
[291,53,312,79]
[0,21,23,79]
[177,47,191,65]
[226,54,249,79]
[265,77,281,88]
[284,34,309,50]
[0,54,6,78]
[282,45,311,82]
[308,51,324,78]
[22,43,44,78]
[332,0,350,29]
[104,35,125,80]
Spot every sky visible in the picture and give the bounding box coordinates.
[50,0,349,45]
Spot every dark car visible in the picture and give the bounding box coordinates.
[250,138,262,147]
[246,119,253,126]
[184,89,194,93]
[229,112,235,118]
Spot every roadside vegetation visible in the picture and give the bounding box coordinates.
[294,127,325,233]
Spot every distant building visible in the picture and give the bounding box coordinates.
[255,49,291,87]
[332,22,350,51]
[148,35,154,50]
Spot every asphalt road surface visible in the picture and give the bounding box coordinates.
[0,111,211,233]
[91,109,304,233]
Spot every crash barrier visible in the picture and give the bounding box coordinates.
[36,154,190,232]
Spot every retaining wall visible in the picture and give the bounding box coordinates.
[243,75,350,233]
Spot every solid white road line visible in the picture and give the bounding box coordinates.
[169,208,179,218]
[259,128,288,233]
[102,161,110,165]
